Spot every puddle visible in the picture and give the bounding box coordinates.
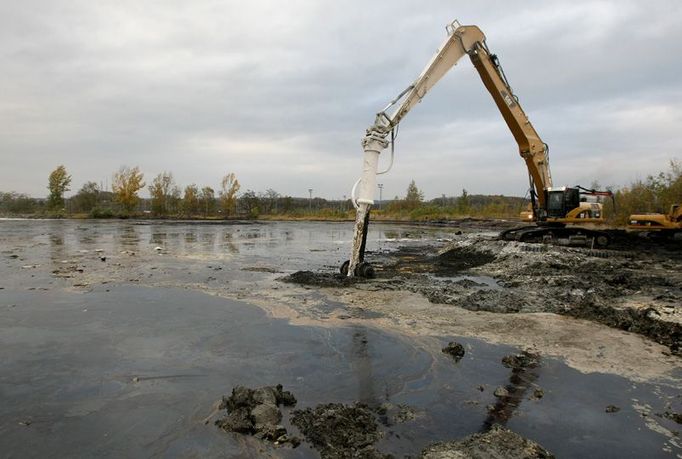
[0,284,680,458]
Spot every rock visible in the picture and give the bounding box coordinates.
[502,351,541,370]
[216,410,254,434]
[605,405,620,413]
[254,423,287,441]
[662,410,682,424]
[494,386,510,398]
[215,384,298,448]
[531,388,544,400]
[251,403,281,426]
[274,384,297,406]
[442,341,466,362]
[253,387,278,405]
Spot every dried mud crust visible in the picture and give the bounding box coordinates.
[283,234,682,355]
[420,424,554,459]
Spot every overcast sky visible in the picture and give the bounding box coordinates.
[2,0,681,200]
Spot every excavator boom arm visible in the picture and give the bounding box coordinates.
[468,43,552,206]
[347,21,561,276]
[380,23,486,130]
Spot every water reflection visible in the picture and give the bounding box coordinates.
[48,221,66,266]
[482,354,541,431]
[115,223,140,253]
[221,231,238,254]
[350,328,379,407]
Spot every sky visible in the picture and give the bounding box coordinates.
[1,0,681,200]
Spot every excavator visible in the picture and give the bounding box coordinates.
[342,20,613,278]
[628,204,682,236]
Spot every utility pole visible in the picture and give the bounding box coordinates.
[377,183,384,209]
[308,188,313,212]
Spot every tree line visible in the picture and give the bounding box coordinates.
[2,161,679,222]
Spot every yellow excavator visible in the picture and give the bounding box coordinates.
[343,20,613,277]
[628,204,682,236]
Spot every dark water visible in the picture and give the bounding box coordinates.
[1,283,680,458]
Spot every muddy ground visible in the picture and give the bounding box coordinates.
[4,218,678,384]
[284,230,682,356]
[1,219,681,457]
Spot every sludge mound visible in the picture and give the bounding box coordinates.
[215,384,300,447]
[435,246,497,274]
[442,341,466,362]
[420,425,555,459]
[279,271,361,288]
[291,402,391,459]
[502,351,541,370]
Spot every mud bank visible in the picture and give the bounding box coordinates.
[285,234,682,354]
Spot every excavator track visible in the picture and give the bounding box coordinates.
[499,225,611,248]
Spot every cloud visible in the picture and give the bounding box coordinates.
[1,0,680,199]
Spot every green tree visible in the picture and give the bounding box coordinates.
[112,166,145,214]
[148,172,175,216]
[404,180,423,210]
[456,188,470,214]
[47,165,72,210]
[200,186,216,217]
[220,172,241,216]
[182,184,199,216]
[73,181,99,213]
[0,192,39,214]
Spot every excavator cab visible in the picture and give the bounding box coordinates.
[544,187,580,219]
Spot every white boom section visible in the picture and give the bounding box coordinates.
[347,22,486,277]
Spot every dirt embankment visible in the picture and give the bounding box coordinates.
[283,234,682,356]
